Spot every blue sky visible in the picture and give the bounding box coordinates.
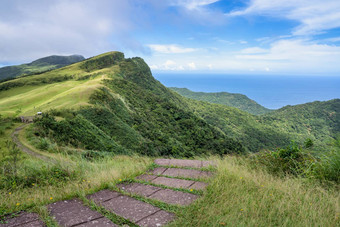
[1,0,340,75]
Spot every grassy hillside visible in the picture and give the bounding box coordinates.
[1,51,338,154]
[183,97,339,152]
[0,55,85,81]
[0,51,243,157]
[170,87,272,115]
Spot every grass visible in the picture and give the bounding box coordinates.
[0,74,108,117]
[169,156,339,227]
[0,122,152,221]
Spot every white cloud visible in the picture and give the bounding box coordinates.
[237,39,340,61]
[151,60,186,70]
[228,0,340,36]
[147,38,340,74]
[324,37,340,42]
[148,44,198,54]
[188,62,197,69]
[240,47,268,54]
[0,0,147,62]
[170,0,220,10]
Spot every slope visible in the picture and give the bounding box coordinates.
[0,54,85,81]
[182,96,339,152]
[0,51,244,157]
[170,87,272,115]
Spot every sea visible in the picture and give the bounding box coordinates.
[154,73,340,110]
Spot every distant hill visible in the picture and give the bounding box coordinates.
[0,55,85,81]
[170,87,272,115]
[0,51,338,154]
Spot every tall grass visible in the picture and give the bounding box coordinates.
[170,156,339,227]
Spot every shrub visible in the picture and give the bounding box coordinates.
[311,150,340,183]
[251,141,315,176]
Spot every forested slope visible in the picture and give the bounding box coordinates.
[170,87,272,115]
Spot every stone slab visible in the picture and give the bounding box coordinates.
[0,212,44,227]
[96,194,160,223]
[149,167,167,175]
[202,160,216,168]
[154,159,170,166]
[136,210,175,227]
[47,199,103,227]
[148,189,199,206]
[20,220,45,227]
[117,183,161,197]
[76,217,118,227]
[169,159,202,168]
[136,174,158,181]
[86,190,120,204]
[151,176,195,189]
[162,168,205,179]
[190,181,208,190]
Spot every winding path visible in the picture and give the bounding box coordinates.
[11,123,55,163]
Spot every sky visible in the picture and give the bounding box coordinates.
[1,0,340,75]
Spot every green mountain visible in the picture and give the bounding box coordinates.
[0,54,85,81]
[183,97,339,152]
[0,52,243,157]
[0,51,338,155]
[170,87,272,115]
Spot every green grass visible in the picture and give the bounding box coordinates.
[169,156,339,227]
[0,71,114,117]
[0,122,338,226]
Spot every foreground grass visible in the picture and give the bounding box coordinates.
[1,122,338,226]
[0,122,152,218]
[170,156,339,227]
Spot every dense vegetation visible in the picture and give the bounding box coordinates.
[170,87,272,115]
[23,53,244,158]
[0,54,84,81]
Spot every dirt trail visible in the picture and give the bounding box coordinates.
[11,123,56,163]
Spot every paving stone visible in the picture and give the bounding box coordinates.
[136,210,175,227]
[154,159,170,166]
[76,217,118,227]
[117,183,161,197]
[202,160,216,168]
[149,167,167,175]
[169,159,202,168]
[162,168,205,179]
[136,174,158,181]
[93,194,160,223]
[189,181,208,190]
[47,199,103,227]
[200,171,214,178]
[151,176,195,189]
[19,220,46,227]
[148,189,199,206]
[86,190,120,204]
[0,212,44,227]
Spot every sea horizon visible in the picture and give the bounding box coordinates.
[154,73,340,109]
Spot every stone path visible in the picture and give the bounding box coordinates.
[1,159,215,227]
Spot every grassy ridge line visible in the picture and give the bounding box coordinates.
[0,72,110,117]
[0,55,85,81]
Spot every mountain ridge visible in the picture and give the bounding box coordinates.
[0,54,85,81]
[170,87,272,115]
